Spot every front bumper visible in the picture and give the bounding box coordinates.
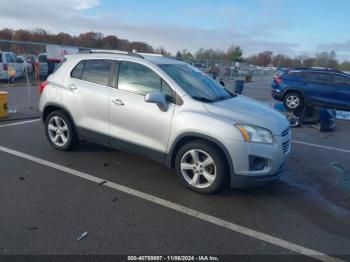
[230,163,285,188]
[225,130,291,188]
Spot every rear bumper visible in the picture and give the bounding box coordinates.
[271,89,284,101]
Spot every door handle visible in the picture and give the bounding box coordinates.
[112,99,125,106]
[67,84,77,90]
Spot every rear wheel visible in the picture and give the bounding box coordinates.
[175,141,226,194]
[45,110,79,151]
[283,92,303,111]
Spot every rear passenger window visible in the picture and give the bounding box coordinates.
[289,71,303,78]
[82,60,113,86]
[118,61,161,96]
[307,73,330,84]
[71,61,85,79]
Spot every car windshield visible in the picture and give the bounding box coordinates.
[160,63,234,102]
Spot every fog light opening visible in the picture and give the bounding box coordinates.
[249,156,267,171]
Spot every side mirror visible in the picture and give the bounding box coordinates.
[145,92,168,112]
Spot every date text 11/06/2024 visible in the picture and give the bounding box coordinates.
[127,256,219,261]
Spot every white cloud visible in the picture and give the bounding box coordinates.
[74,0,100,10]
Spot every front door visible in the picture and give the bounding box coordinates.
[109,61,175,161]
[331,74,350,111]
[304,72,334,106]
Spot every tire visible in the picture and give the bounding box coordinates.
[175,140,226,194]
[45,110,79,151]
[283,92,303,111]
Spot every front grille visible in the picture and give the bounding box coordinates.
[281,128,290,137]
[282,140,290,154]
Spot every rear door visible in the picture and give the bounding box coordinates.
[67,59,114,145]
[331,74,350,111]
[109,60,176,160]
[304,72,334,106]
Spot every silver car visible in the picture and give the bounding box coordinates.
[39,50,291,194]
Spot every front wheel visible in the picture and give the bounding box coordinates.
[45,110,79,151]
[175,141,226,194]
[283,92,303,111]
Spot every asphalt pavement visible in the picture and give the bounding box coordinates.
[0,81,349,261]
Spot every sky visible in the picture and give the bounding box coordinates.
[0,0,349,60]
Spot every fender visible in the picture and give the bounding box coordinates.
[165,132,235,182]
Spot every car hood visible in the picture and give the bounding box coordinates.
[203,95,289,135]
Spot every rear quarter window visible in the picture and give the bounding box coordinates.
[71,61,85,79]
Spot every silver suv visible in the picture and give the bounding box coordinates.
[39,50,291,194]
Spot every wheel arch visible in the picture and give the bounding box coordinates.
[165,133,234,184]
[42,103,76,128]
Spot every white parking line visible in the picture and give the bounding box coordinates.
[292,140,350,154]
[0,145,343,262]
[0,119,40,128]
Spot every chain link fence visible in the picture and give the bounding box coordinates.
[189,59,277,81]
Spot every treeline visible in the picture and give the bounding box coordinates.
[0,28,349,71]
[0,28,169,55]
[178,48,350,71]
[246,50,350,71]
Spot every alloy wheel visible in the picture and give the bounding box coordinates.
[47,116,69,147]
[286,95,300,109]
[180,149,217,189]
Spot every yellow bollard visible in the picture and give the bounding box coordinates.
[0,91,8,118]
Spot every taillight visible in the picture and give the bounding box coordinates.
[38,80,49,94]
[3,63,8,71]
[273,76,282,84]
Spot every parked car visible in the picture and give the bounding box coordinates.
[36,53,49,76]
[272,68,350,112]
[193,63,207,72]
[18,55,33,74]
[39,51,290,194]
[0,51,24,81]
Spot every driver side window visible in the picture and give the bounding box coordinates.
[118,61,175,102]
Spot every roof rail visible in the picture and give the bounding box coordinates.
[80,49,144,59]
[80,49,128,55]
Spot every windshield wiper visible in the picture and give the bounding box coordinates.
[191,96,215,102]
[211,95,232,102]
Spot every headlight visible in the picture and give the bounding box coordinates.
[235,124,274,144]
